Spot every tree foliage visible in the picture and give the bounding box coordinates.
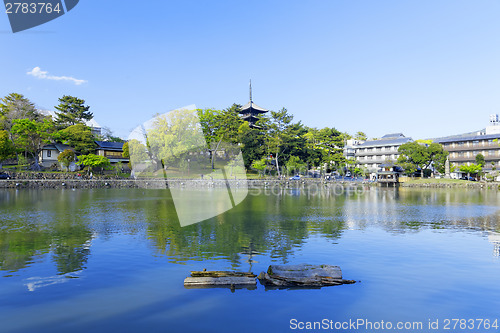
[0,130,14,165]
[0,93,40,132]
[58,149,76,171]
[54,124,96,155]
[251,158,267,177]
[475,153,485,167]
[54,95,93,128]
[286,155,306,175]
[397,141,448,176]
[11,118,54,169]
[460,163,482,178]
[354,131,367,141]
[77,154,111,173]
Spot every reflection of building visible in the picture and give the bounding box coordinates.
[488,232,500,257]
[434,115,500,172]
[239,81,268,128]
[354,133,413,172]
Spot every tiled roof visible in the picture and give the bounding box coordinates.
[42,143,74,152]
[239,101,268,113]
[356,137,412,147]
[433,130,500,143]
[95,141,124,150]
[381,133,404,138]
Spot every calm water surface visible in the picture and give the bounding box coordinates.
[1,186,500,333]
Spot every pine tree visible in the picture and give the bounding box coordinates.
[54,95,93,128]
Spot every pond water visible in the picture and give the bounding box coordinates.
[1,186,499,333]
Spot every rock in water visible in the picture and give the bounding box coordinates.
[258,264,355,287]
[184,271,257,288]
[184,276,257,286]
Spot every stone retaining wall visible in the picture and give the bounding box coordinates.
[0,178,374,189]
[1,174,498,190]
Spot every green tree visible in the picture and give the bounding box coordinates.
[54,95,93,128]
[55,124,96,155]
[460,163,482,179]
[11,118,54,169]
[475,153,485,167]
[0,130,14,168]
[0,93,40,131]
[354,131,367,141]
[122,141,130,159]
[251,158,267,177]
[198,107,243,170]
[127,139,150,174]
[397,141,448,177]
[143,108,206,174]
[238,122,266,169]
[57,149,76,171]
[266,108,295,177]
[77,154,111,174]
[305,127,345,174]
[286,156,306,175]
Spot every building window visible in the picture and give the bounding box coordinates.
[472,140,479,146]
[47,150,51,157]
[105,151,123,158]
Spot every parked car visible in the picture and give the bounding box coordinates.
[0,172,10,180]
[289,175,301,180]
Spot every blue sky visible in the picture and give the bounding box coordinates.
[2,0,500,140]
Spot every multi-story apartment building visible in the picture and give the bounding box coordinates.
[344,139,365,160]
[435,115,500,171]
[354,133,413,172]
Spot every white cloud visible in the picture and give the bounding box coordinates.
[27,66,87,85]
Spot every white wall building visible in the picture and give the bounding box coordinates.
[354,133,413,172]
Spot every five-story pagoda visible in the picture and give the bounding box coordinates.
[239,80,268,128]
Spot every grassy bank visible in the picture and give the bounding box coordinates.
[402,178,470,185]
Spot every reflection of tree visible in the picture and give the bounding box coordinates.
[0,221,52,272]
[0,190,93,275]
[143,189,347,266]
[51,225,92,274]
[3,186,500,276]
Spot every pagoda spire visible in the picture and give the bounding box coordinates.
[239,80,268,128]
[249,79,252,102]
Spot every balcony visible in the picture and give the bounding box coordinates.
[444,143,500,152]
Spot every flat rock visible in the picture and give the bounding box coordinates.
[258,264,355,287]
[184,276,257,286]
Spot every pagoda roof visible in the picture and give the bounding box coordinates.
[239,101,268,114]
[241,114,261,122]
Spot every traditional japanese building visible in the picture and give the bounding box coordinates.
[239,80,268,128]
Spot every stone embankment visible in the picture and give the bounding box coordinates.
[0,172,374,189]
[400,181,500,190]
[1,171,498,190]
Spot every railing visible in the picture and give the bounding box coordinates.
[444,143,500,151]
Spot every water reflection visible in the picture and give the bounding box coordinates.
[1,186,499,277]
